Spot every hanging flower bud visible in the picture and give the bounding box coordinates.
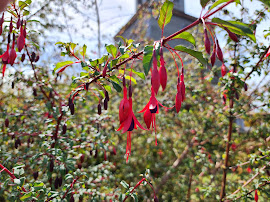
[16,17,20,29]
[204,28,211,55]
[104,98,108,110]
[17,26,25,52]
[0,13,4,35]
[9,17,13,33]
[35,55,39,62]
[54,177,59,189]
[104,150,107,161]
[9,34,17,66]
[21,53,25,62]
[175,91,182,113]
[105,91,109,101]
[112,146,117,155]
[11,81,14,89]
[224,27,238,42]
[119,78,130,123]
[62,124,67,135]
[97,103,102,115]
[94,148,98,158]
[33,88,37,96]
[49,159,54,172]
[58,176,62,187]
[0,44,10,64]
[85,82,89,91]
[23,22,27,38]
[77,162,82,169]
[151,49,160,94]
[254,189,258,202]
[221,63,227,77]
[68,98,75,115]
[216,40,224,63]
[235,92,239,100]
[159,47,167,91]
[30,52,36,62]
[102,60,109,78]
[49,90,53,99]
[244,83,248,91]
[5,118,9,127]
[70,194,75,202]
[33,171,38,180]
[80,154,85,163]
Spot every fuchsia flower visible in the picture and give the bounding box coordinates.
[117,78,147,163]
[17,25,25,52]
[0,44,9,64]
[159,46,167,91]
[9,33,17,66]
[151,49,160,94]
[175,68,185,113]
[139,87,167,145]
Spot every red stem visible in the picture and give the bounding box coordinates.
[0,163,27,192]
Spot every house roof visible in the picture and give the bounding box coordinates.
[115,3,197,38]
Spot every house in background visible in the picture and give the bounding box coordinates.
[115,0,197,46]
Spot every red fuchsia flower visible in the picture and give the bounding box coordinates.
[119,77,130,124]
[151,49,160,94]
[204,28,211,55]
[17,25,25,52]
[0,13,4,35]
[139,87,168,145]
[159,46,167,91]
[221,63,227,77]
[175,68,185,113]
[216,39,224,63]
[254,189,258,202]
[9,33,17,66]
[211,43,216,67]
[117,81,147,163]
[0,44,10,64]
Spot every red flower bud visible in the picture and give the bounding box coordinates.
[216,40,224,63]
[9,17,13,33]
[175,91,182,113]
[98,103,102,115]
[244,83,248,91]
[221,63,226,77]
[105,91,109,101]
[225,28,238,42]
[211,47,216,66]
[49,160,54,172]
[159,47,167,91]
[21,53,25,62]
[62,124,67,135]
[254,189,258,202]
[151,49,160,94]
[104,98,108,110]
[143,108,152,129]
[204,28,211,55]
[80,154,85,163]
[33,171,38,180]
[5,118,9,127]
[17,18,21,29]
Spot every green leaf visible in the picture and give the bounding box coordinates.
[200,0,211,8]
[212,18,256,42]
[54,61,74,72]
[125,76,137,84]
[172,32,196,46]
[131,193,138,202]
[210,0,240,10]
[258,0,270,7]
[126,68,145,80]
[23,10,30,16]
[14,179,21,185]
[143,45,153,76]
[158,0,174,30]
[119,53,129,59]
[110,81,122,92]
[20,193,32,201]
[120,180,129,189]
[174,45,208,67]
[106,44,117,58]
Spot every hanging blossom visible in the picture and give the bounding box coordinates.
[175,67,185,113]
[117,77,147,163]
[139,87,168,145]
